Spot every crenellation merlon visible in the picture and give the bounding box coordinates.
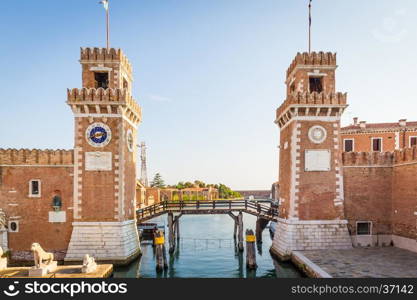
[287,52,337,78]
[66,88,141,122]
[342,147,417,166]
[276,91,347,122]
[80,47,132,75]
[0,149,74,165]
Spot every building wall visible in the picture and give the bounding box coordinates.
[342,148,417,249]
[341,130,417,152]
[0,149,74,252]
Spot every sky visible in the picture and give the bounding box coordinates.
[0,0,416,190]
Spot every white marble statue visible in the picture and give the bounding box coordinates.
[0,246,7,271]
[31,243,54,268]
[82,254,97,274]
[0,209,6,231]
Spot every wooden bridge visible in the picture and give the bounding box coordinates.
[136,200,278,222]
[136,200,279,258]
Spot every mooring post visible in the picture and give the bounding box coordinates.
[168,212,175,253]
[174,216,180,241]
[238,212,244,252]
[245,229,257,270]
[255,218,269,243]
[256,218,262,243]
[233,219,238,239]
[154,230,167,272]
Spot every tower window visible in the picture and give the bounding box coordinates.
[344,139,354,152]
[123,78,129,90]
[94,72,109,89]
[309,77,323,93]
[371,138,382,152]
[410,136,417,147]
[29,179,41,197]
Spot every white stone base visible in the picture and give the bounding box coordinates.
[351,234,392,247]
[28,261,57,277]
[0,257,7,271]
[392,235,417,253]
[65,220,141,263]
[271,218,352,260]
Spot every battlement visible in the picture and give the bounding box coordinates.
[0,149,74,166]
[393,147,417,164]
[276,91,347,121]
[342,151,394,167]
[67,88,142,124]
[80,47,132,74]
[342,147,417,167]
[287,52,337,78]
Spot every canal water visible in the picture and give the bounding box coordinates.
[114,214,302,278]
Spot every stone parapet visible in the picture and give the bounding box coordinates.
[0,149,74,166]
[342,147,417,167]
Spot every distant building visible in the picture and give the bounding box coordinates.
[341,118,417,152]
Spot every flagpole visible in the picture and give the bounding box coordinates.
[106,2,110,50]
[308,0,312,53]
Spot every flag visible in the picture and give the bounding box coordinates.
[99,0,109,11]
[309,0,312,26]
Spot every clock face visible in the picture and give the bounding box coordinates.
[308,125,327,144]
[126,129,134,152]
[86,123,112,147]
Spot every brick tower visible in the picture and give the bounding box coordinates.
[271,52,352,260]
[65,48,142,264]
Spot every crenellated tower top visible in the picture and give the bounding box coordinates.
[276,51,346,128]
[80,47,133,92]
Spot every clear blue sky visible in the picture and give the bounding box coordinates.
[1,0,416,189]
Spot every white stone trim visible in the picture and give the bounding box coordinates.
[276,218,349,225]
[28,179,41,198]
[343,138,354,152]
[280,116,341,131]
[292,251,332,278]
[370,137,383,152]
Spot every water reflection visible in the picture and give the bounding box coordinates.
[114,214,302,278]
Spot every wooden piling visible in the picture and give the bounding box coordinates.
[174,216,180,241]
[238,212,244,252]
[168,213,175,253]
[245,229,257,270]
[154,230,167,272]
[255,218,269,243]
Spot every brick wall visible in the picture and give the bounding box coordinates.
[342,148,417,244]
[0,160,74,252]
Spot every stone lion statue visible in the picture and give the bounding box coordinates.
[0,246,3,257]
[82,254,97,273]
[0,209,6,230]
[83,254,95,266]
[31,243,54,268]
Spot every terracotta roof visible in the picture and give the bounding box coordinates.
[341,121,417,132]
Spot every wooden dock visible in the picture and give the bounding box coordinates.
[0,264,113,278]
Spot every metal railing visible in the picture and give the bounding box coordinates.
[136,200,278,221]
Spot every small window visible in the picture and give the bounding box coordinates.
[290,83,296,93]
[344,139,354,152]
[410,136,417,147]
[372,138,382,152]
[123,78,129,89]
[29,180,41,197]
[94,72,109,89]
[357,221,371,235]
[309,77,323,93]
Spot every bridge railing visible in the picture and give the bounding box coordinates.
[137,200,279,220]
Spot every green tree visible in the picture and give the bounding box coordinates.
[150,173,166,188]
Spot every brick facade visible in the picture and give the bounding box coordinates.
[0,48,142,264]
